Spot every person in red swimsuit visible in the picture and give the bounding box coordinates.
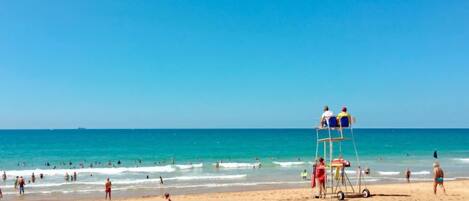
[315,157,326,198]
[105,178,112,200]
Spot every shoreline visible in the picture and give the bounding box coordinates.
[5,179,467,201]
[81,179,469,201]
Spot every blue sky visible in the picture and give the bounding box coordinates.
[0,0,468,128]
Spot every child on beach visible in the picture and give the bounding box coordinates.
[14,176,18,190]
[164,193,172,201]
[433,162,446,195]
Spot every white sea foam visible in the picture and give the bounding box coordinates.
[453,158,469,163]
[167,174,246,181]
[215,162,260,169]
[169,181,308,189]
[377,171,400,176]
[273,161,305,167]
[175,163,203,169]
[4,165,176,177]
[412,171,430,175]
[344,170,358,174]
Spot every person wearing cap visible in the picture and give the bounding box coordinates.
[336,107,352,125]
[319,106,334,128]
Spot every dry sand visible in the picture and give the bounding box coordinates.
[83,179,469,201]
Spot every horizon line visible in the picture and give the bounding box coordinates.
[0,127,468,130]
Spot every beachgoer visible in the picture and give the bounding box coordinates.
[14,176,19,189]
[160,176,164,184]
[433,162,446,195]
[73,172,77,181]
[164,193,172,201]
[315,158,326,198]
[301,169,308,180]
[18,176,25,195]
[319,106,333,128]
[31,172,36,183]
[433,150,438,159]
[65,172,70,181]
[40,173,44,179]
[405,168,411,183]
[0,186,3,199]
[336,106,352,125]
[105,178,112,200]
[365,167,371,176]
[146,175,149,179]
[2,171,6,181]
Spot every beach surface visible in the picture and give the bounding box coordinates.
[77,179,469,201]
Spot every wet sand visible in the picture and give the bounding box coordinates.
[75,179,469,201]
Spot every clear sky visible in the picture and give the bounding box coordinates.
[0,0,468,128]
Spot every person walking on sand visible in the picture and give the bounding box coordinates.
[433,162,446,195]
[315,158,326,198]
[18,176,25,195]
[405,168,411,183]
[105,178,112,200]
[164,193,172,201]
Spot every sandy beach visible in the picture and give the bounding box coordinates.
[79,180,469,201]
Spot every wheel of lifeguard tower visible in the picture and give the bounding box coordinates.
[362,189,371,198]
[337,191,345,200]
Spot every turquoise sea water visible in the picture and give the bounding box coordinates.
[0,129,468,199]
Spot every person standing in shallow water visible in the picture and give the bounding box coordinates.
[105,178,112,200]
[405,168,411,183]
[18,176,25,195]
[1,171,6,182]
[14,176,19,190]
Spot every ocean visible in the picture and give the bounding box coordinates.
[0,129,468,200]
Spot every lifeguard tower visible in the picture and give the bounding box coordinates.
[314,116,370,200]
